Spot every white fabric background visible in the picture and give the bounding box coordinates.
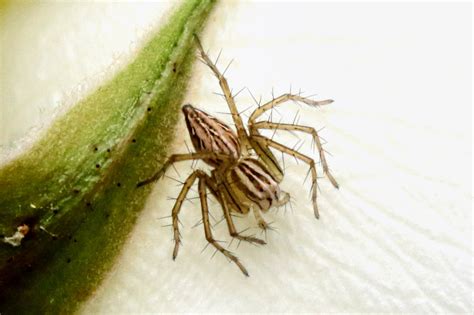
[1,1,471,313]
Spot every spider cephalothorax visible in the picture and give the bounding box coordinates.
[182,104,240,166]
[137,36,338,276]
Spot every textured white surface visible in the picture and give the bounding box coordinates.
[1,2,472,313]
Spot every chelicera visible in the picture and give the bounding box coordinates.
[137,36,338,276]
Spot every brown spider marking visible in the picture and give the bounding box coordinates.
[137,35,338,276]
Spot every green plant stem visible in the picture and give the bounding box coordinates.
[0,0,216,313]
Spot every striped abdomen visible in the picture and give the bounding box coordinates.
[224,158,282,213]
[182,104,240,167]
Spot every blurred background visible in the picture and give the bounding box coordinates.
[0,1,471,313]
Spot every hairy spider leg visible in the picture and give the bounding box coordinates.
[251,135,322,219]
[136,152,231,188]
[247,129,284,182]
[252,205,269,230]
[137,152,263,272]
[198,175,250,276]
[194,35,251,155]
[213,185,266,245]
[170,170,202,259]
[248,93,333,124]
[252,122,339,189]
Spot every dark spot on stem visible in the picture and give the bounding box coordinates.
[73,189,80,194]
[96,164,100,168]
[132,139,136,143]
[94,147,98,152]
[117,182,121,187]
[86,202,92,207]
[53,209,59,215]
[107,149,111,153]
[147,107,152,112]
[67,258,71,263]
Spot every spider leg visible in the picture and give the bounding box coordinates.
[252,122,339,188]
[198,175,250,276]
[248,93,333,124]
[136,152,230,187]
[251,135,322,219]
[216,188,266,245]
[171,170,202,260]
[194,35,250,154]
[248,131,284,182]
[252,206,270,230]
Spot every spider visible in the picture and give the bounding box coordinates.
[137,36,339,276]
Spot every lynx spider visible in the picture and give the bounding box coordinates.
[137,36,339,276]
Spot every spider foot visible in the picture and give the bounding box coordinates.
[136,168,166,188]
[172,238,182,260]
[326,171,339,189]
[210,240,249,276]
[313,203,320,220]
